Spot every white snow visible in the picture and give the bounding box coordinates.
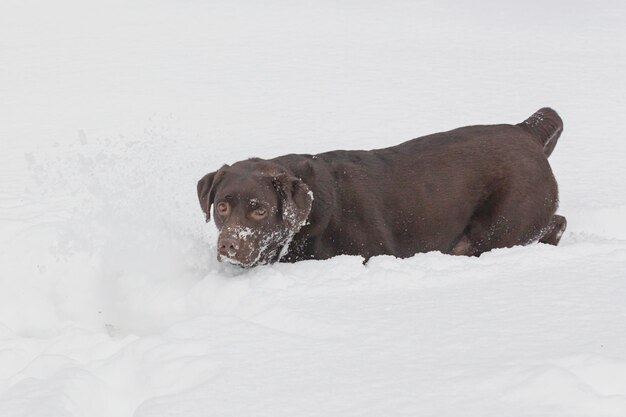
[1,0,626,416]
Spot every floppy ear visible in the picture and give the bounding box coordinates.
[197,170,220,222]
[272,174,313,232]
[197,172,216,222]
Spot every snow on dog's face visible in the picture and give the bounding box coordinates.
[197,160,313,267]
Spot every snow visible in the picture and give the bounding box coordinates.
[1,0,626,416]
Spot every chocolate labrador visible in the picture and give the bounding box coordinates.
[197,108,566,267]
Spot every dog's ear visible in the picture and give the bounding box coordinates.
[197,166,227,222]
[197,172,217,222]
[272,173,313,232]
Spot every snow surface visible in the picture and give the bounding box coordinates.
[2,0,626,416]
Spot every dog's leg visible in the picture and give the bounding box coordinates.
[539,214,567,246]
[450,234,478,256]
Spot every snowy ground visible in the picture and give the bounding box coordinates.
[2,1,626,416]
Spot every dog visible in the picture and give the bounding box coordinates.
[197,108,566,267]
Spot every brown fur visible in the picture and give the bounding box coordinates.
[197,108,566,267]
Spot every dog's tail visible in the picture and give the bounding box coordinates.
[518,107,563,157]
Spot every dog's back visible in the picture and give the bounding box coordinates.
[279,108,565,260]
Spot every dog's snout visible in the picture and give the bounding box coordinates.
[218,237,240,256]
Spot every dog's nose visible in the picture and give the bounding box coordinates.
[218,237,240,257]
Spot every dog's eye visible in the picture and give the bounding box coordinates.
[216,202,229,215]
[251,207,267,219]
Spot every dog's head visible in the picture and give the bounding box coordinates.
[197,159,313,267]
